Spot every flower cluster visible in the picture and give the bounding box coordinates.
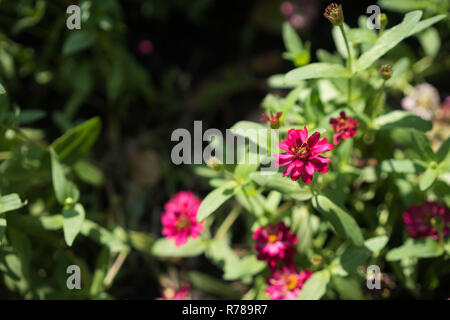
[253,222,311,300]
[329,111,359,145]
[275,127,333,183]
[402,83,440,120]
[265,263,312,300]
[403,202,450,239]
[253,221,298,268]
[161,191,204,246]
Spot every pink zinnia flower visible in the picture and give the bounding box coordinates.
[260,111,282,129]
[253,222,298,268]
[161,191,204,246]
[157,284,191,300]
[403,202,450,239]
[265,263,312,300]
[275,127,333,183]
[329,111,359,145]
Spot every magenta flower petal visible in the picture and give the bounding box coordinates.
[275,128,333,183]
[253,222,298,268]
[161,191,204,246]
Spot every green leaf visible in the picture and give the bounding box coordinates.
[419,167,438,191]
[81,220,128,252]
[230,121,269,153]
[63,203,86,247]
[356,11,423,71]
[378,0,428,12]
[0,194,26,214]
[50,148,79,205]
[312,195,364,246]
[127,231,155,255]
[285,63,349,83]
[0,218,6,244]
[51,117,101,165]
[437,137,450,164]
[188,271,241,299]
[375,111,432,131]
[282,22,303,53]
[418,27,440,56]
[381,159,422,173]
[365,235,389,252]
[339,246,372,274]
[408,14,447,37]
[197,181,239,220]
[74,160,104,186]
[297,269,330,300]
[386,238,443,261]
[207,240,265,281]
[151,238,206,257]
[410,130,437,162]
[62,31,95,55]
[250,172,312,201]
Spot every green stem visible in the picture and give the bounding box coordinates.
[372,80,386,119]
[339,25,352,105]
[215,207,240,241]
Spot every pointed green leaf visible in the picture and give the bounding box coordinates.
[197,181,239,220]
[356,11,422,71]
[282,22,303,53]
[285,63,349,83]
[62,31,95,55]
[50,148,79,205]
[63,203,85,247]
[312,195,364,246]
[151,238,206,257]
[381,159,422,173]
[0,194,26,214]
[419,167,438,191]
[250,172,312,201]
[297,269,330,300]
[51,117,101,165]
[386,238,443,261]
[375,111,432,131]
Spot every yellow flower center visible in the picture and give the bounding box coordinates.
[286,274,298,290]
[268,234,278,243]
[175,216,192,230]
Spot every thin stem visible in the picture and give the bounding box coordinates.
[339,25,352,105]
[372,80,386,120]
[104,251,128,288]
[215,207,240,241]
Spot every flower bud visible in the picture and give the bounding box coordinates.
[324,3,344,26]
[206,156,222,171]
[379,64,393,80]
[379,13,388,30]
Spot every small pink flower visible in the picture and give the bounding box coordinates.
[403,202,449,239]
[265,263,312,300]
[329,111,359,145]
[138,40,153,55]
[161,191,204,246]
[275,127,333,183]
[253,222,298,268]
[260,111,282,129]
[280,1,295,17]
[157,284,191,300]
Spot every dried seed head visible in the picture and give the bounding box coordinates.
[324,3,344,26]
[379,64,393,80]
[206,156,222,171]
